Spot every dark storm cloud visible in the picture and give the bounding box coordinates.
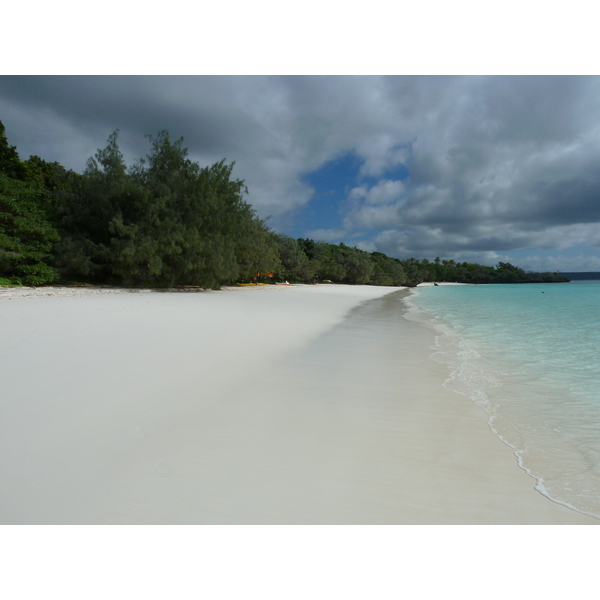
[518,177,600,226]
[0,76,262,156]
[2,75,600,268]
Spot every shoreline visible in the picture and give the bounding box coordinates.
[1,284,596,523]
[406,283,600,522]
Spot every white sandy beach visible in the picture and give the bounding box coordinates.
[0,283,596,524]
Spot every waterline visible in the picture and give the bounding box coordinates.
[405,283,600,520]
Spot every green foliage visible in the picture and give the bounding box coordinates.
[55,130,281,288]
[400,257,427,285]
[0,276,18,286]
[23,155,82,221]
[275,235,318,282]
[301,241,374,284]
[287,238,568,286]
[0,122,61,285]
[370,252,407,285]
[297,238,317,260]
[389,256,569,285]
[338,245,374,284]
[312,241,348,282]
[0,173,60,285]
[236,224,281,283]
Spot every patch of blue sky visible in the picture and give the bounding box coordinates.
[286,151,410,241]
[285,152,361,239]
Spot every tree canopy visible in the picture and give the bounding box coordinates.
[0,121,61,285]
[54,130,281,288]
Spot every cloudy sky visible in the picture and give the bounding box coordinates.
[2,75,600,272]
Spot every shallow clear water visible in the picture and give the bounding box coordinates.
[406,282,600,519]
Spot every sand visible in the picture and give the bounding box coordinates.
[0,283,596,524]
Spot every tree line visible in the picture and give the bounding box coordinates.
[1,121,568,288]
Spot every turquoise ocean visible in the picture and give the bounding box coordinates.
[405,281,600,519]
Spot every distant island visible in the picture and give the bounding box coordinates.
[1,122,569,289]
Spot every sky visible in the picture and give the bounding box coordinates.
[3,75,600,272]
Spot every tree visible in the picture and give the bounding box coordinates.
[0,173,60,285]
[340,246,374,284]
[399,257,426,286]
[0,122,60,285]
[313,241,348,282]
[370,252,406,285]
[235,222,281,283]
[55,130,281,288]
[54,130,132,282]
[274,235,319,282]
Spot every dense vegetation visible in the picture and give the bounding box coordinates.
[1,121,568,288]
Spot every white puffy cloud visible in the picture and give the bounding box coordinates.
[349,179,406,205]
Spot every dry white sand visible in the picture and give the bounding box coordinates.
[0,283,596,524]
